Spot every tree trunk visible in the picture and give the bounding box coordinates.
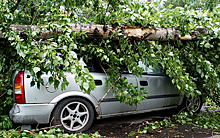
[0,23,208,41]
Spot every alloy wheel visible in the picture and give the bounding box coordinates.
[186,97,201,112]
[60,101,89,131]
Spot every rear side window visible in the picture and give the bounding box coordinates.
[138,60,164,75]
[85,59,104,72]
[85,59,128,73]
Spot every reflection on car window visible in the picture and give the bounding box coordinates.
[138,60,164,75]
[85,59,104,72]
[85,58,129,73]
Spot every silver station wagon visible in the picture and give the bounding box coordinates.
[9,58,205,133]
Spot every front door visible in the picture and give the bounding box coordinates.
[135,61,181,111]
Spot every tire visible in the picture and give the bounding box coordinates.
[51,98,94,133]
[182,96,203,113]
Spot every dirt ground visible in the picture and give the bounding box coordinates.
[85,122,220,138]
[84,108,220,138]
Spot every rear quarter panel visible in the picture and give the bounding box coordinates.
[24,70,81,103]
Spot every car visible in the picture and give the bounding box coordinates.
[9,58,205,133]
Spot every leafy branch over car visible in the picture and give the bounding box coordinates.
[0,0,219,132]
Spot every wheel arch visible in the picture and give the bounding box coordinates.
[181,95,203,113]
[49,91,101,122]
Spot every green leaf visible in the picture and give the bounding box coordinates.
[33,67,41,74]
[31,81,35,87]
[49,77,53,84]
[7,89,13,95]
[83,82,89,90]
[168,4,173,8]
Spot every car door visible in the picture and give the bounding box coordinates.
[136,61,181,111]
[88,61,137,115]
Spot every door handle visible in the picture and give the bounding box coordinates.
[140,81,148,86]
[95,80,102,86]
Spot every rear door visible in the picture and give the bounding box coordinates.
[88,61,137,115]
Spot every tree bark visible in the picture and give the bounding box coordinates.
[0,23,208,41]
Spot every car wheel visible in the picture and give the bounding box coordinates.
[182,96,202,113]
[52,98,94,133]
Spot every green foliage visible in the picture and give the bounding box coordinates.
[0,116,13,130]
[204,97,220,111]
[0,127,101,137]
[138,111,220,134]
[0,0,220,132]
[163,0,220,11]
[138,119,173,134]
[0,39,18,129]
[128,131,135,136]
[214,131,220,135]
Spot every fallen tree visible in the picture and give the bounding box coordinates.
[1,23,209,41]
[0,0,220,130]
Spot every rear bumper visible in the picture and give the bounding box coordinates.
[9,103,55,124]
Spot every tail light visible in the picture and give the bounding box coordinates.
[14,71,26,103]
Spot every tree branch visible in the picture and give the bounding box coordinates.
[95,59,126,110]
[11,0,22,13]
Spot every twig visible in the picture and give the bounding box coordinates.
[197,132,209,135]
[0,89,7,98]
[191,129,197,134]
[97,58,121,96]
[31,10,38,25]
[98,59,109,79]
[124,122,134,129]
[176,107,187,118]
[35,124,39,130]
[23,130,36,135]
[11,0,22,13]
[31,124,62,132]
[128,122,134,127]
[0,100,6,105]
[95,60,126,110]
[50,117,54,127]
[152,116,166,120]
